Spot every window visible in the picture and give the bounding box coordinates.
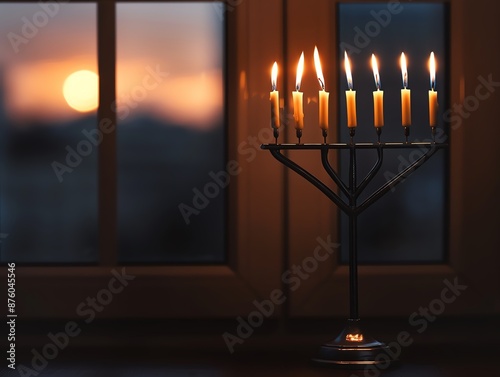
[337,3,449,263]
[0,2,226,264]
[1,0,495,319]
[284,0,493,318]
[116,3,226,263]
[1,0,285,318]
[0,3,98,263]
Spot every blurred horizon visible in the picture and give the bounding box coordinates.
[0,2,226,264]
[0,2,224,129]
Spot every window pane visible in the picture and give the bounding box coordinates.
[338,4,448,263]
[117,3,225,263]
[0,3,98,263]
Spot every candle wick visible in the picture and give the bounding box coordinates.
[376,79,381,90]
[318,77,325,91]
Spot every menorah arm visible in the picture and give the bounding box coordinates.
[320,148,350,198]
[355,146,383,200]
[269,149,351,214]
[357,145,441,214]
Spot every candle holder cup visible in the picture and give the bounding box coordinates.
[404,126,410,143]
[322,129,328,144]
[296,129,303,144]
[376,127,382,143]
[272,127,279,144]
[261,127,447,368]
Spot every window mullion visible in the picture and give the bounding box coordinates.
[97,0,117,266]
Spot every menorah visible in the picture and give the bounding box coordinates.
[261,126,447,367]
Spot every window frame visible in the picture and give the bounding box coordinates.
[2,0,498,319]
[285,0,498,317]
[2,0,287,318]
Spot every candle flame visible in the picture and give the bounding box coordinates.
[271,61,278,91]
[295,52,304,91]
[429,52,436,90]
[314,46,325,90]
[371,54,381,90]
[401,52,408,89]
[344,51,353,90]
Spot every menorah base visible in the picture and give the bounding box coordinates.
[311,320,397,369]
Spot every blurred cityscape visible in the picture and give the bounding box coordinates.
[0,68,226,264]
[0,2,226,264]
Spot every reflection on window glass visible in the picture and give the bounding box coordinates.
[0,4,98,263]
[338,4,447,263]
[117,3,225,263]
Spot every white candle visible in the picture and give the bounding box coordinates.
[429,52,438,127]
[371,54,384,127]
[344,51,357,128]
[292,52,305,130]
[400,52,411,127]
[314,46,329,131]
[270,62,280,129]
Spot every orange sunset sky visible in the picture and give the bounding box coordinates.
[0,3,224,128]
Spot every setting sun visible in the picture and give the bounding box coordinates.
[63,70,99,113]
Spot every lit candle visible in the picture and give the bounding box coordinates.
[314,46,329,131]
[270,61,280,129]
[429,52,438,127]
[400,52,411,126]
[371,54,384,127]
[344,51,357,128]
[292,52,305,130]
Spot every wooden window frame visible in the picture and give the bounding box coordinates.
[285,0,499,317]
[2,0,498,319]
[2,0,287,318]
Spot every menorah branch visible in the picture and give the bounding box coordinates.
[357,144,443,215]
[269,149,350,214]
[320,148,350,198]
[355,147,384,200]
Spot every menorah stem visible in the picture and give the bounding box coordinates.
[348,145,359,320]
[348,212,359,320]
